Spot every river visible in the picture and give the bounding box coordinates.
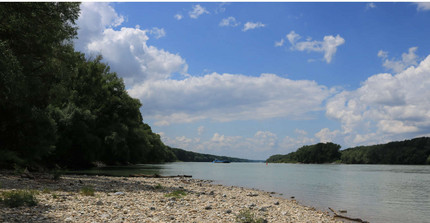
[85,162,430,223]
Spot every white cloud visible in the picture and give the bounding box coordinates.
[215,3,228,14]
[315,128,340,143]
[366,3,376,10]
[75,2,125,51]
[378,47,419,73]
[219,16,240,27]
[416,2,430,11]
[295,129,308,136]
[149,27,166,39]
[281,31,345,63]
[189,4,209,19]
[128,73,334,126]
[174,14,183,20]
[326,51,430,146]
[280,135,315,153]
[75,3,188,85]
[161,131,280,159]
[242,22,266,32]
[286,31,300,45]
[274,39,284,47]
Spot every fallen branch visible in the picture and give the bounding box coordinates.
[129,174,192,178]
[328,207,369,223]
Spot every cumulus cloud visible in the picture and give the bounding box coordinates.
[161,131,280,159]
[286,31,300,44]
[128,73,334,126]
[75,3,188,85]
[75,2,125,51]
[416,2,430,11]
[149,27,166,39]
[378,47,419,73]
[278,31,345,63]
[315,128,340,143]
[242,22,266,31]
[189,4,209,19]
[326,51,430,146]
[280,135,316,153]
[219,16,240,27]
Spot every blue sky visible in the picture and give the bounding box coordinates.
[75,2,430,160]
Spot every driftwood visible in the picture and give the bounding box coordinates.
[328,207,369,223]
[129,174,192,178]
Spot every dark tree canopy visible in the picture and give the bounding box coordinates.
[0,3,176,169]
[266,142,341,164]
[266,138,430,165]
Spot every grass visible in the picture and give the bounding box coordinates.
[80,186,95,196]
[236,209,266,223]
[154,183,163,190]
[164,190,187,198]
[42,188,52,194]
[1,190,38,208]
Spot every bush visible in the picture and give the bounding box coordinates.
[154,183,163,190]
[165,190,187,198]
[236,209,265,223]
[1,190,38,207]
[80,186,95,196]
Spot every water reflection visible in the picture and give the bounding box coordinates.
[66,164,164,176]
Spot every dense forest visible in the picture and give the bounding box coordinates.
[266,142,341,164]
[0,3,179,170]
[169,147,251,162]
[340,137,430,164]
[266,137,430,165]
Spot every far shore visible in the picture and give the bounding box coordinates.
[0,171,343,222]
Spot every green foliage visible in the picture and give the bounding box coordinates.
[0,3,178,169]
[267,137,430,165]
[340,137,430,165]
[0,3,80,169]
[42,188,52,194]
[169,147,250,162]
[154,183,164,190]
[165,190,187,198]
[266,142,341,164]
[80,186,95,196]
[236,209,265,223]
[1,190,38,207]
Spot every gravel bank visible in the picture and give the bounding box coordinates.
[0,173,341,222]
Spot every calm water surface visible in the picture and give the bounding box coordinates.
[146,162,430,223]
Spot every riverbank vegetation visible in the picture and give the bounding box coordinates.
[169,147,251,162]
[0,3,175,170]
[0,3,251,171]
[266,137,430,165]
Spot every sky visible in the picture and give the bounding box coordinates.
[74,2,430,160]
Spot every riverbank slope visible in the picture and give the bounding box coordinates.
[0,173,340,222]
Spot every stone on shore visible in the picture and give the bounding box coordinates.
[0,173,341,223]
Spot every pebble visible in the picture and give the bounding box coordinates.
[0,173,342,223]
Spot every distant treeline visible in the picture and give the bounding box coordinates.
[266,137,430,165]
[169,147,251,162]
[266,142,341,164]
[0,3,177,169]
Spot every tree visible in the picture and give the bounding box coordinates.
[0,3,80,168]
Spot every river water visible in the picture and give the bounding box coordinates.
[151,162,429,223]
[85,162,430,222]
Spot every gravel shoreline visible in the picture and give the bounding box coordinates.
[0,173,341,222]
